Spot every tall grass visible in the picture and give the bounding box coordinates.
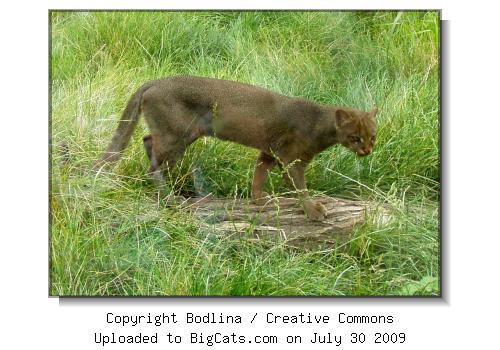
[50,11,440,296]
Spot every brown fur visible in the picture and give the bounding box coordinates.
[95,75,377,220]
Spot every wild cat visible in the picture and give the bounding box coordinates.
[95,76,377,220]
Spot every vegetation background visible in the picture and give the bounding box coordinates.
[50,10,440,296]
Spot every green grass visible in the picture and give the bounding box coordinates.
[50,10,440,296]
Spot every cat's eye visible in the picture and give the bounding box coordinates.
[350,135,362,143]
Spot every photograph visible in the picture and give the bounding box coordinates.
[49,10,440,296]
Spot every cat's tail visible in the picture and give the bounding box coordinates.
[93,82,154,171]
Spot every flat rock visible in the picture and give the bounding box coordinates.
[183,195,390,248]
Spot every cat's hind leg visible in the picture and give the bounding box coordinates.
[142,134,164,189]
[142,132,187,201]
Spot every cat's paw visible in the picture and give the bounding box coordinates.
[252,192,271,205]
[303,200,327,221]
[160,194,186,206]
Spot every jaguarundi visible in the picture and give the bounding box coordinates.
[94,75,377,220]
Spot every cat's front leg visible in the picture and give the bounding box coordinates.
[303,199,328,221]
[251,152,277,205]
[285,161,327,221]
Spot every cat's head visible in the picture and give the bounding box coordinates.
[335,107,377,157]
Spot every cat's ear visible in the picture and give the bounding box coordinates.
[335,109,352,127]
[370,107,378,119]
